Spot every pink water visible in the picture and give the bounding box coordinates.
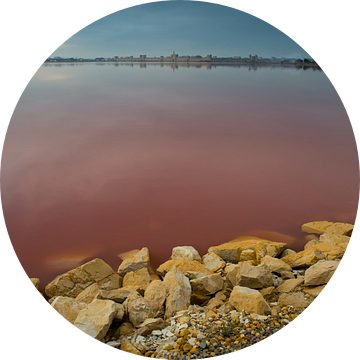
[1,62,358,291]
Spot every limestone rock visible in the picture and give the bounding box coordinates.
[190,293,211,306]
[113,303,125,322]
[229,286,270,315]
[280,249,296,258]
[51,296,87,324]
[30,278,40,289]
[206,298,224,310]
[118,247,151,277]
[208,237,286,264]
[45,258,121,298]
[156,257,213,278]
[304,260,339,286]
[302,285,325,297]
[202,252,226,272]
[115,322,134,338]
[304,238,320,250]
[312,243,345,260]
[163,266,192,319]
[75,283,100,304]
[122,267,151,294]
[323,222,354,236]
[225,264,240,287]
[74,299,117,341]
[120,339,142,355]
[171,246,201,262]
[281,248,325,269]
[278,292,311,309]
[97,288,139,303]
[260,255,292,276]
[236,263,273,289]
[190,274,224,295]
[319,233,351,247]
[301,221,333,234]
[275,278,304,293]
[137,318,165,336]
[259,287,275,297]
[126,292,153,328]
[144,280,166,318]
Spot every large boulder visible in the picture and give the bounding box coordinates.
[208,237,286,264]
[74,299,117,341]
[229,286,270,315]
[156,257,213,278]
[319,233,350,247]
[118,247,151,277]
[51,296,87,324]
[75,283,101,304]
[304,260,339,286]
[236,263,273,289]
[163,266,192,318]
[190,274,224,295]
[45,258,121,298]
[171,246,201,262]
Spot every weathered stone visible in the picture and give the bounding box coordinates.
[229,286,270,315]
[190,273,224,295]
[236,263,273,289]
[280,249,296,258]
[122,267,151,294]
[118,247,151,277]
[156,257,213,278]
[319,233,351,246]
[225,264,240,287]
[144,280,166,318]
[113,303,125,322]
[75,283,100,304]
[185,271,211,280]
[302,285,325,297]
[275,278,304,293]
[278,292,311,309]
[304,260,339,286]
[51,296,87,324]
[259,286,275,297]
[312,243,345,260]
[115,322,134,338]
[171,246,201,262]
[120,338,142,355]
[74,299,117,341]
[163,266,192,319]
[208,237,286,264]
[202,252,226,272]
[261,255,292,276]
[190,293,211,306]
[45,258,121,298]
[239,249,257,263]
[281,248,325,269]
[126,292,153,328]
[323,222,354,236]
[97,288,139,303]
[30,278,40,289]
[206,298,224,310]
[215,291,227,301]
[304,238,320,250]
[301,221,333,234]
[137,318,165,336]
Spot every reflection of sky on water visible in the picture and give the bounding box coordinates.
[2,63,358,289]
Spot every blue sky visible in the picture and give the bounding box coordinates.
[51,1,310,59]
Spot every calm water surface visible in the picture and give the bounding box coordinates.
[1,62,358,290]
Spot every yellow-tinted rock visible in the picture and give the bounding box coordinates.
[144,280,166,318]
[304,260,339,286]
[115,322,134,337]
[51,296,87,324]
[126,292,153,328]
[123,267,151,293]
[45,258,121,298]
[157,257,213,278]
[118,247,151,277]
[324,222,354,236]
[312,243,345,260]
[97,288,138,303]
[301,221,333,234]
[229,286,270,315]
[75,283,100,304]
[30,278,40,289]
[275,278,304,293]
[208,237,286,264]
[202,252,226,272]
[171,246,201,262]
[302,285,325,297]
[281,248,325,269]
[120,339,142,355]
[236,263,273,289]
[278,292,311,309]
[190,273,224,295]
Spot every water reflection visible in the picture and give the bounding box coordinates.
[1,62,357,291]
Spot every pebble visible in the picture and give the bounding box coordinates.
[114,303,303,358]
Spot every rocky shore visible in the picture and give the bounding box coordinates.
[30,220,352,358]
